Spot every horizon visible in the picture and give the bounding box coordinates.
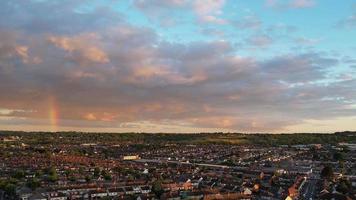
[1,0,356,133]
[1,129,355,135]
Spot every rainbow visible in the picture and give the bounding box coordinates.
[48,96,59,132]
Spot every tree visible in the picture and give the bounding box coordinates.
[79,166,85,174]
[341,146,350,153]
[152,179,164,198]
[336,179,351,194]
[339,160,346,174]
[27,178,41,190]
[101,170,112,181]
[4,183,16,196]
[48,167,56,175]
[48,167,58,182]
[69,176,76,182]
[64,169,72,177]
[333,152,344,161]
[0,180,6,189]
[321,165,334,180]
[48,174,58,182]
[85,175,92,183]
[13,170,25,179]
[35,170,43,178]
[94,167,101,177]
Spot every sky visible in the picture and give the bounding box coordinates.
[0,0,356,133]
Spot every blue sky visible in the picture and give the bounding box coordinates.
[114,0,356,49]
[0,0,355,133]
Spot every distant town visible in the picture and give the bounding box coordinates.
[0,131,355,200]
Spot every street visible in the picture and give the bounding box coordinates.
[300,178,318,200]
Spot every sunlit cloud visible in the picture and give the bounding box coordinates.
[0,0,355,133]
[48,34,109,64]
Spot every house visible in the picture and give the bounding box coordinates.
[28,193,47,200]
[140,186,151,194]
[161,192,181,200]
[243,188,252,196]
[90,189,107,198]
[203,192,241,200]
[318,193,352,200]
[285,196,292,200]
[17,186,33,200]
[47,191,68,200]
[108,187,125,197]
[125,186,135,195]
[183,191,204,200]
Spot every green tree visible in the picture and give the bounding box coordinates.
[4,183,16,196]
[85,175,92,183]
[35,170,43,178]
[336,179,351,194]
[48,167,58,182]
[64,169,72,177]
[27,178,41,190]
[79,166,85,174]
[13,170,25,179]
[101,170,112,181]
[152,179,164,198]
[333,152,344,161]
[0,180,6,189]
[339,160,346,175]
[94,167,101,177]
[321,165,334,181]
[69,176,76,182]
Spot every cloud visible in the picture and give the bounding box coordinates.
[337,15,356,29]
[0,0,355,132]
[289,0,315,8]
[0,0,122,34]
[234,15,262,30]
[1,25,352,132]
[133,0,188,26]
[247,35,273,47]
[294,37,322,46]
[193,0,226,24]
[48,34,109,64]
[134,0,187,9]
[261,52,338,83]
[84,113,97,121]
[266,0,316,10]
[133,0,227,24]
[336,3,356,28]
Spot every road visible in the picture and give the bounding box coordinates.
[300,178,317,200]
[133,158,230,168]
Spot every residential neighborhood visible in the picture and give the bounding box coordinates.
[0,132,355,200]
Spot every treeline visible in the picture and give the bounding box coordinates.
[241,133,356,145]
[0,131,355,145]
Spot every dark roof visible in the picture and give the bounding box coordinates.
[141,186,150,190]
[319,193,351,200]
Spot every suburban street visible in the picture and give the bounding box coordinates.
[300,178,318,200]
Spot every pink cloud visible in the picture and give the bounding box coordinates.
[290,0,315,8]
[48,34,109,64]
[193,0,226,24]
